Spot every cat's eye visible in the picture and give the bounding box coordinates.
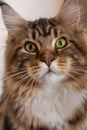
[25,42,37,53]
[55,38,67,49]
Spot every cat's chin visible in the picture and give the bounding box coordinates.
[42,69,56,77]
[37,62,66,85]
[40,70,65,86]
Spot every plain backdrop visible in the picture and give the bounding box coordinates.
[0,0,63,96]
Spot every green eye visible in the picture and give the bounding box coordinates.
[25,42,37,53]
[56,38,67,49]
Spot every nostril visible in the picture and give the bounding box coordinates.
[41,57,55,66]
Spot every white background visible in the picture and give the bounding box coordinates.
[0,0,63,96]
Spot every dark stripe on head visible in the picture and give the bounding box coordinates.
[39,22,47,37]
[49,18,58,26]
[32,31,36,40]
[36,28,42,36]
[29,18,58,38]
[47,26,54,36]
[54,28,58,37]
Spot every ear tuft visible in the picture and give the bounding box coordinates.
[0,0,6,6]
[55,0,81,26]
[0,1,27,32]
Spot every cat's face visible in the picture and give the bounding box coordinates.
[1,0,87,93]
[5,19,87,87]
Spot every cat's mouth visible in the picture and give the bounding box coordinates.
[38,62,65,83]
[39,66,65,85]
[47,69,54,75]
[42,67,57,77]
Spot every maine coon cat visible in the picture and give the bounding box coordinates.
[0,0,87,130]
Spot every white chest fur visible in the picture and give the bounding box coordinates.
[22,83,85,129]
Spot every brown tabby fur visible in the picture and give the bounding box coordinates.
[0,0,87,130]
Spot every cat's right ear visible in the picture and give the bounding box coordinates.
[0,1,27,33]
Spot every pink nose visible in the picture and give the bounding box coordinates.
[41,57,54,66]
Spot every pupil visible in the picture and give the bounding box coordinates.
[29,44,33,50]
[59,40,63,46]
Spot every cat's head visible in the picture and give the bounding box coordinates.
[1,0,87,95]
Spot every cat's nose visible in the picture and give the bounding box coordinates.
[41,57,55,66]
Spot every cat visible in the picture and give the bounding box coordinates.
[0,0,87,130]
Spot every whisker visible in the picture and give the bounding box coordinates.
[6,71,39,98]
[67,73,86,87]
[6,74,30,97]
[12,65,40,71]
[0,66,39,82]
[71,66,87,74]
[70,70,82,76]
[67,73,78,82]
[2,70,27,81]
[3,74,31,114]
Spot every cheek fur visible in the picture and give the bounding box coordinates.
[51,58,71,74]
[37,63,49,78]
[25,61,43,79]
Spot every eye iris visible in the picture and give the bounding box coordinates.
[56,39,67,48]
[25,42,36,52]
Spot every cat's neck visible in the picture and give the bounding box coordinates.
[18,81,87,129]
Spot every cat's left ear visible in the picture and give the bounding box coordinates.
[0,1,27,33]
[55,0,81,26]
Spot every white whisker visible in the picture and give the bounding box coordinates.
[3,70,27,81]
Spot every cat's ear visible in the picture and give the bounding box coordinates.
[0,1,27,32]
[55,0,81,26]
